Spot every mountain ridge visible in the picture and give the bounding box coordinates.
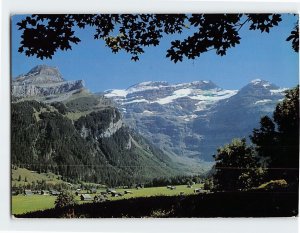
[104,79,286,161]
[12,65,85,100]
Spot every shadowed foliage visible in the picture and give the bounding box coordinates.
[16,14,298,62]
[15,190,298,218]
[213,138,264,191]
[251,86,299,184]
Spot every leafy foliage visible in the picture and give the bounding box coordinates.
[93,195,107,203]
[16,14,297,62]
[286,22,299,52]
[212,86,299,192]
[54,191,77,208]
[251,86,299,182]
[213,138,263,191]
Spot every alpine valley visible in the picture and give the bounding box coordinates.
[12,65,184,187]
[12,65,287,186]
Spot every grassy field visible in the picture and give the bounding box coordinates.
[12,195,57,215]
[11,167,65,187]
[12,184,204,215]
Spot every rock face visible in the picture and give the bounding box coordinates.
[12,65,85,98]
[104,79,287,161]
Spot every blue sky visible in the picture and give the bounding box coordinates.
[12,14,299,92]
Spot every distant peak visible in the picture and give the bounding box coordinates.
[248,79,279,89]
[27,65,62,78]
[238,79,280,96]
[250,79,268,85]
[14,65,64,84]
[185,80,219,90]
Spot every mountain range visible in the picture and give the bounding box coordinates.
[104,79,286,161]
[11,65,288,185]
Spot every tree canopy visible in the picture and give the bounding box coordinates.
[213,138,263,191]
[213,86,299,192]
[54,191,77,209]
[16,14,298,62]
[251,86,299,182]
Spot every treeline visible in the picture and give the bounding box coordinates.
[211,86,299,192]
[144,175,204,188]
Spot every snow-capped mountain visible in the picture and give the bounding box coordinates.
[105,80,237,113]
[104,79,287,161]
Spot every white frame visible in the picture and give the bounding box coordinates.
[1,0,299,232]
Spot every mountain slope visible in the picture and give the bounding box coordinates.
[11,66,186,187]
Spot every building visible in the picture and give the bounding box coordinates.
[50,190,61,196]
[24,189,33,196]
[80,194,92,201]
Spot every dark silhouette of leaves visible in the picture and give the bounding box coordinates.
[286,22,299,53]
[16,14,298,61]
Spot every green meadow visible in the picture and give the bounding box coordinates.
[12,184,204,215]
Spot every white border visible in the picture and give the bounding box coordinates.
[1,1,299,232]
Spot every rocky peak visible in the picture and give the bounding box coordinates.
[238,79,280,97]
[14,65,64,85]
[12,65,85,100]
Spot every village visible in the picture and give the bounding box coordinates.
[12,181,208,215]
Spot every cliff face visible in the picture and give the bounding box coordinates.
[12,65,85,98]
[12,80,85,98]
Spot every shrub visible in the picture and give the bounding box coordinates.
[54,191,77,208]
[257,179,288,191]
[93,195,107,203]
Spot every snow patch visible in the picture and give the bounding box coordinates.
[123,99,149,105]
[270,88,287,95]
[105,89,127,97]
[173,88,192,96]
[155,95,177,105]
[190,90,237,101]
[178,114,198,122]
[251,79,262,85]
[254,99,272,105]
[142,110,154,115]
[195,102,209,111]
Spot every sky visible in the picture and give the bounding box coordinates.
[11,14,299,93]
